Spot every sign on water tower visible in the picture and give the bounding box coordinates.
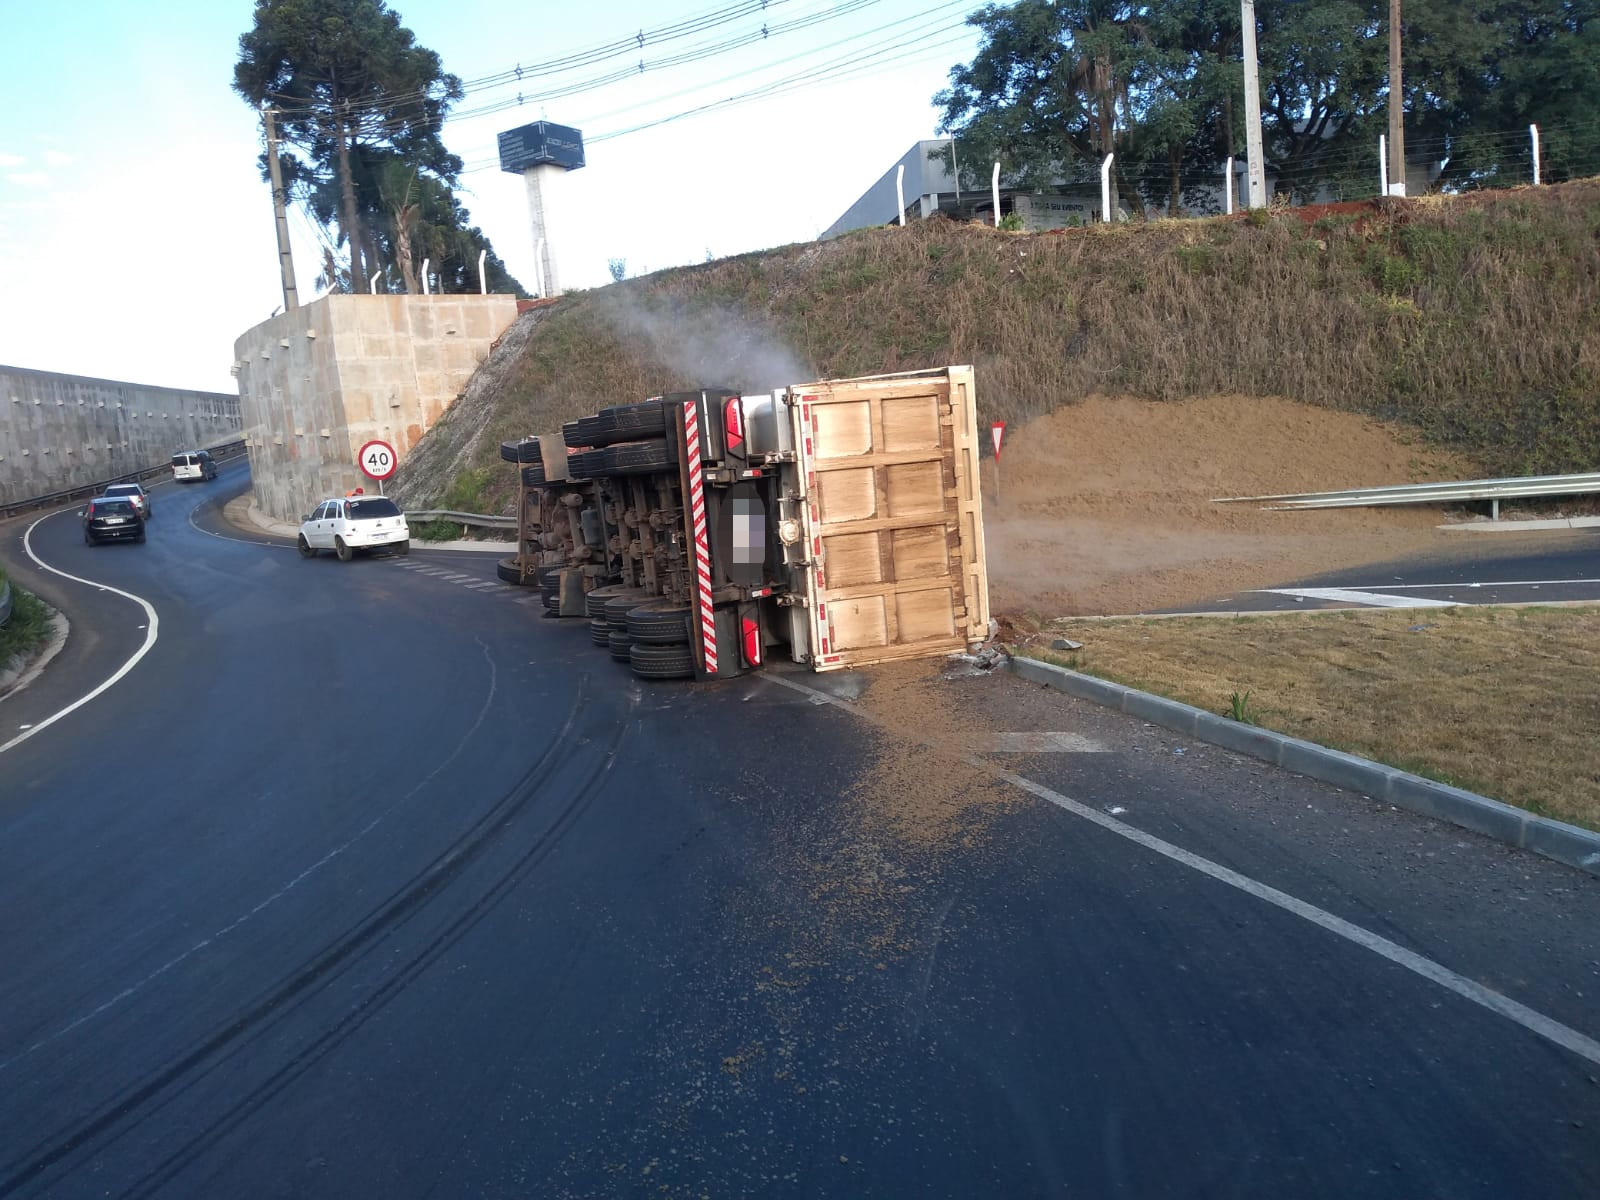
[498,120,585,299]
[497,121,586,173]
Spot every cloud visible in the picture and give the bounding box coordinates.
[0,153,25,168]
[5,171,50,189]
[44,150,72,167]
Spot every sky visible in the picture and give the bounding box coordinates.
[0,0,983,395]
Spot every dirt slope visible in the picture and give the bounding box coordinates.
[986,393,1489,615]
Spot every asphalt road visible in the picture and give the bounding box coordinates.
[1,467,1596,1199]
[1170,533,1600,613]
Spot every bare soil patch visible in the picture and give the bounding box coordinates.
[986,393,1492,616]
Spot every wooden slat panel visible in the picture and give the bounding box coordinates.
[884,461,946,517]
[828,594,889,649]
[881,394,942,451]
[815,466,876,523]
[895,587,957,642]
[812,399,872,458]
[822,530,885,587]
[890,525,949,579]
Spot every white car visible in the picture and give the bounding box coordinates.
[298,495,410,561]
[102,482,151,520]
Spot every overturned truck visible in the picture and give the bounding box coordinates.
[496,367,989,681]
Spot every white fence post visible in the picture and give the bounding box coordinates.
[421,258,431,296]
[369,274,380,295]
[477,249,488,294]
[1530,124,1542,185]
[1225,156,1235,215]
[1379,134,1389,196]
[991,161,1001,227]
[896,163,906,226]
[1100,153,1115,223]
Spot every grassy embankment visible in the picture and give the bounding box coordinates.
[0,568,53,681]
[412,179,1600,831]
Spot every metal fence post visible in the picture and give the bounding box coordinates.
[1530,124,1542,185]
[1101,154,1115,222]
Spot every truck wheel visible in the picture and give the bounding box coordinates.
[541,588,563,614]
[584,583,645,618]
[630,641,696,679]
[521,462,546,486]
[603,592,653,630]
[589,400,667,446]
[589,616,612,646]
[500,439,532,463]
[601,439,674,476]
[607,629,633,662]
[497,556,531,584]
[335,537,354,562]
[626,601,692,644]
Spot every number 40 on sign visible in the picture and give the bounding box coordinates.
[358,439,398,481]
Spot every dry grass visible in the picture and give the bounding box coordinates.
[1023,606,1600,832]
[409,178,1600,509]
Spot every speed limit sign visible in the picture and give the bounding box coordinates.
[357,439,398,481]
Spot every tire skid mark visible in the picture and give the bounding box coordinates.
[0,662,596,1198]
[1,638,507,1077]
[122,709,633,1200]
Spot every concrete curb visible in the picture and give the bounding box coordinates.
[1439,515,1600,532]
[1006,655,1600,878]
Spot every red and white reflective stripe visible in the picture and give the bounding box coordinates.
[682,399,718,673]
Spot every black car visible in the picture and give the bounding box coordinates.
[83,497,146,545]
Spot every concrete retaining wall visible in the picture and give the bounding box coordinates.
[232,294,519,523]
[0,366,241,505]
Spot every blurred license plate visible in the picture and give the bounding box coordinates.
[106,518,126,525]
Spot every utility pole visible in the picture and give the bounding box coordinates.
[1387,0,1406,196]
[1240,0,1268,208]
[262,106,300,312]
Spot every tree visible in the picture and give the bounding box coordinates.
[234,0,524,295]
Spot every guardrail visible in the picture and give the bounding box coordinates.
[1215,472,1600,517]
[0,578,11,629]
[405,509,517,530]
[0,439,249,522]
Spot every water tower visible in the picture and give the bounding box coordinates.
[498,120,585,297]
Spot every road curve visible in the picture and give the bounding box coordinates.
[0,466,1595,1198]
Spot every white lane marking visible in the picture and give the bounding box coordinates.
[991,732,1110,753]
[1343,577,1600,590]
[0,514,160,757]
[1256,587,1457,608]
[762,672,1600,1068]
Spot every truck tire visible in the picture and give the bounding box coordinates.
[497,556,535,585]
[541,588,563,614]
[589,616,612,646]
[584,583,646,618]
[630,641,696,680]
[601,439,674,476]
[626,601,692,644]
[561,420,585,450]
[607,629,633,662]
[535,565,563,589]
[521,461,546,486]
[589,400,667,446]
[603,592,653,630]
[501,437,540,463]
[566,449,602,481]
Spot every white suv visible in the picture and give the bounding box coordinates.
[298,496,410,561]
[102,482,151,520]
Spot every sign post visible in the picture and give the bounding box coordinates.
[990,421,1006,505]
[357,438,398,495]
